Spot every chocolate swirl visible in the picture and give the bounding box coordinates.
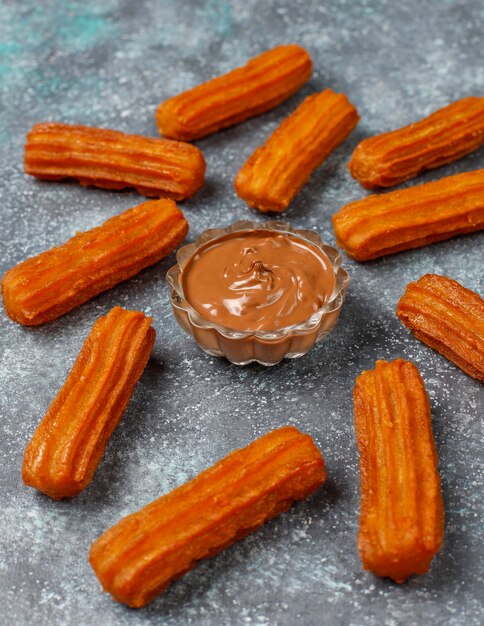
[182,231,335,331]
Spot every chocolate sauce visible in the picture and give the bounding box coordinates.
[181,230,335,331]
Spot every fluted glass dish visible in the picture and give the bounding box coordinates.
[166,221,350,366]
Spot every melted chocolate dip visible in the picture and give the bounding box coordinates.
[181,231,335,331]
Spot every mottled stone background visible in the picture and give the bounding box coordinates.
[0,1,482,625]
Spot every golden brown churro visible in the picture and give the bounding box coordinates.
[354,359,444,583]
[2,199,188,325]
[156,45,312,140]
[332,169,484,260]
[349,96,484,189]
[23,307,155,499]
[235,89,359,212]
[25,123,205,199]
[89,426,326,607]
[397,274,484,380]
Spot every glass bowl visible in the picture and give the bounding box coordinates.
[166,220,350,366]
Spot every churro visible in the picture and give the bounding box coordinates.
[349,96,484,189]
[2,199,188,325]
[235,89,359,212]
[354,359,444,582]
[397,274,484,380]
[89,426,325,607]
[156,45,312,140]
[22,307,155,499]
[332,169,484,260]
[25,123,205,199]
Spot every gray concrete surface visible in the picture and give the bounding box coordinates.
[0,1,482,624]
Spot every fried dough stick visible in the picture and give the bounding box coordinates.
[235,89,359,212]
[23,307,155,499]
[2,199,188,325]
[156,45,312,140]
[354,359,444,583]
[89,426,326,607]
[25,123,205,199]
[332,169,484,260]
[349,96,484,189]
[397,274,484,381]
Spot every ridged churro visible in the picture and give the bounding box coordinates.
[397,274,484,381]
[25,123,205,199]
[235,89,359,212]
[22,307,155,499]
[2,199,188,325]
[156,45,312,140]
[332,169,484,260]
[354,359,444,582]
[349,96,484,189]
[89,426,326,607]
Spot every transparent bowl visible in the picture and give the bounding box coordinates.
[166,220,350,366]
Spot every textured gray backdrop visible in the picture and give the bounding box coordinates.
[0,1,483,625]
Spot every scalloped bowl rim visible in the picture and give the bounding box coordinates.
[166,220,350,341]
